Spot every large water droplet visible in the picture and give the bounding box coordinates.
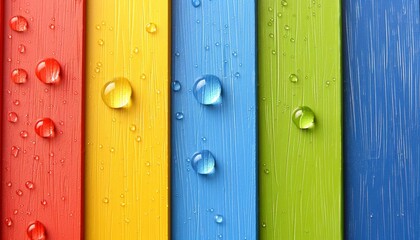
[146,23,157,33]
[35,118,55,138]
[101,77,132,109]
[27,221,46,240]
[193,75,222,105]
[12,69,28,84]
[8,112,18,123]
[35,58,61,84]
[9,16,28,32]
[191,150,216,175]
[192,0,201,7]
[292,106,315,129]
[214,214,224,223]
[289,74,298,83]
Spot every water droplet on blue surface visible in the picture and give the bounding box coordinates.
[193,75,222,105]
[191,150,216,175]
[172,81,181,91]
[214,214,224,223]
[175,112,184,120]
[192,0,201,7]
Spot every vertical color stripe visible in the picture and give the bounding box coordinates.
[171,0,257,239]
[84,0,170,239]
[1,1,84,239]
[343,1,420,239]
[259,1,343,239]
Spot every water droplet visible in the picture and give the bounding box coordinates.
[292,106,315,129]
[8,112,18,123]
[101,77,132,109]
[103,198,109,203]
[16,189,23,196]
[5,218,13,227]
[234,72,241,78]
[136,136,142,142]
[11,146,20,157]
[175,112,184,120]
[9,16,28,32]
[193,75,222,105]
[289,74,298,83]
[35,118,55,138]
[133,47,139,54]
[172,81,181,91]
[284,25,290,30]
[35,58,61,84]
[25,181,34,190]
[214,214,224,223]
[7,182,12,187]
[11,69,28,84]
[49,24,55,30]
[191,150,216,175]
[146,23,157,33]
[192,0,201,7]
[41,200,47,206]
[264,169,270,174]
[13,100,20,106]
[20,131,29,138]
[97,39,104,46]
[130,124,136,132]
[27,221,46,240]
[281,0,288,6]
[110,147,115,153]
[262,222,267,228]
[18,44,26,53]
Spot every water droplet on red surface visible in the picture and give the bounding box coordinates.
[13,100,21,106]
[25,181,34,190]
[20,131,29,138]
[8,112,18,123]
[11,69,28,84]
[41,200,47,206]
[16,189,23,196]
[5,218,13,227]
[27,221,46,240]
[11,146,20,157]
[35,58,61,84]
[9,16,28,32]
[18,44,26,53]
[35,118,55,138]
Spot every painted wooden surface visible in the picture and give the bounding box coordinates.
[1,0,84,239]
[171,0,257,239]
[343,1,420,239]
[84,0,169,239]
[259,1,342,239]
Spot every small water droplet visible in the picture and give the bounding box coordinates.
[172,81,181,91]
[130,124,136,132]
[289,74,298,83]
[192,0,201,7]
[18,44,26,53]
[11,146,19,157]
[49,24,55,30]
[292,106,315,129]
[264,169,270,174]
[101,77,132,109]
[10,16,28,32]
[25,181,34,190]
[8,112,18,123]
[13,100,20,106]
[7,182,12,187]
[133,47,139,54]
[136,136,142,142]
[175,112,184,120]
[193,75,222,105]
[214,214,224,223]
[262,222,267,228]
[27,221,46,240]
[20,131,29,138]
[11,69,28,84]
[97,39,104,46]
[5,218,13,227]
[34,155,40,161]
[110,148,115,153]
[16,189,23,196]
[35,58,61,84]
[41,200,47,206]
[284,25,290,30]
[281,0,288,6]
[103,198,109,203]
[191,150,216,175]
[146,23,157,33]
[35,118,55,138]
[234,72,241,78]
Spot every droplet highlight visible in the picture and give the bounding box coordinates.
[35,58,61,84]
[292,106,315,129]
[191,150,216,175]
[9,16,28,32]
[11,69,28,84]
[27,221,46,240]
[101,77,132,109]
[35,118,56,138]
[193,75,222,105]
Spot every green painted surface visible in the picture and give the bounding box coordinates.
[259,1,342,239]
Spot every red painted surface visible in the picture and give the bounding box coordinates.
[1,1,84,239]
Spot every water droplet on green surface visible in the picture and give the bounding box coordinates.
[292,106,315,129]
[289,74,298,83]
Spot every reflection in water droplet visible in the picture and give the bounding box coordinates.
[193,75,222,105]
[10,16,28,32]
[191,150,216,175]
[11,69,28,84]
[214,214,224,223]
[101,77,132,109]
[172,81,181,92]
[146,23,157,33]
[35,58,61,84]
[292,106,315,129]
[8,112,18,123]
[35,118,56,138]
[289,74,298,83]
[192,0,201,7]
[27,221,46,240]
[25,181,34,190]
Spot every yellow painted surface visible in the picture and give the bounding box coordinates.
[85,1,169,239]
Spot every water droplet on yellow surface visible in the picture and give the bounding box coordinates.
[101,77,132,109]
[146,23,157,33]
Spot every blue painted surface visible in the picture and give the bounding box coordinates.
[171,1,257,239]
[343,1,420,239]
